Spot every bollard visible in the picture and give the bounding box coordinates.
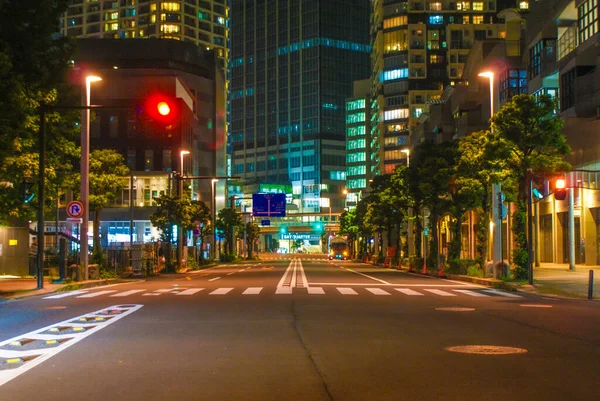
[589,270,594,300]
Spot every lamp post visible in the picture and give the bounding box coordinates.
[81,75,102,281]
[176,150,190,270]
[211,178,219,260]
[401,149,410,166]
[478,71,503,274]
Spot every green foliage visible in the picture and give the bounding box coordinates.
[466,264,484,278]
[447,259,480,275]
[215,207,243,255]
[238,221,260,259]
[0,0,78,224]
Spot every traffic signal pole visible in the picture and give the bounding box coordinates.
[568,186,576,271]
[527,169,534,285]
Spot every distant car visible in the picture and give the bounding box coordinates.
[328,250,348,260]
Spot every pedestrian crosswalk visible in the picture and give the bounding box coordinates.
[43,286,521,300]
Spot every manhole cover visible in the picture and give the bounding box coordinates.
[520,304,553,308]
[446,345,528,355]
[435,307,475,312]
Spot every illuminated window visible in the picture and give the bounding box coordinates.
[384,108,409,120]
[387,123,408,133]
[150,15,157,23]
[161,24,180,33]
[346,112,365,124]
[346,99,365,110]
[346,153,366,163]
[578,0,598,44]
[473,15,484,24]
[150,4,157,12]
[384,30,408,53]
[429,15,443,24]
[161,2,181,11]
[462,15,470,24]
[519,1,529,9]
[347,139,366,150]
[384,15,408,29]
[430,54,444,63]
[473,2,484,10]
[347,126,366,137]
[347,166,366,176]
[413,108,423,118]
[383,68,409,81]
[104,22,118,31]
[429,2,442,11]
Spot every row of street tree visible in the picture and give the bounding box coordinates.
[339,94,570,280]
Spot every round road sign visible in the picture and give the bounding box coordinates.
[67,201,84,218]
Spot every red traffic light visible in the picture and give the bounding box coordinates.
[139,93,180,130]
[554,178,567,200]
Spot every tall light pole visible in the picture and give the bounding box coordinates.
[479,71,503,274]
[177,150,190,270]
[401,149,410,166]
[211,178,219,260]
[81,75,102,281]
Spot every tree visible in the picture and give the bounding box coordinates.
[215,207,243,258]
[0,1,78,225]
[456,130,516,267]
[490,94,570,279]
[186,200,212,262]
[339,209,359,258]
[87,149,129,263]
[239,221,260,259]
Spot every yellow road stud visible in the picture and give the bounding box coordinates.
[6,358,22,364]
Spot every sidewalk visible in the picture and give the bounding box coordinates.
[0,276,138,301]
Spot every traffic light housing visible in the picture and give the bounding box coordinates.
[137,93,181,131]
[554,178,567,201]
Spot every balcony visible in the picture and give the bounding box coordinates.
[557,25,577,61]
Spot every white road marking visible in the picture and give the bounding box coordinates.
[395,288,424,296]
[341,267,392,285]
[226,272,235,276]
[275,287,293,294]
[453,289,489,297]
[337,287,358,295]
[307,287,325,295]
[208,277,221,282]
[176,288,204,296]
[366,288,391,296]
[154,289,174,293]
[110,290,146,297]
[308,282,479,287]
[424,289,456,297]
[482,289,522,298]
[520,304,553,308]
[296,259,309,289]
[243,287,263,295]
[209,288,233,295]
[76,290,117,298]
[142,293,161,296]
[0,304,142,387]
[238,269,245,272]
[43,290,88,299]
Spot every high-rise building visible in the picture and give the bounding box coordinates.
[228,0,371,214]
[368,0,527,180]
[60,0,229,70]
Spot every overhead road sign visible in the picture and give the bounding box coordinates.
[252,193,286,217]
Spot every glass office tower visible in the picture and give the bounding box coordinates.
[229,0,371,213]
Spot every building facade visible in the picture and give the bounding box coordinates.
[369,0,528,183]
[66,39,227,248]
[60,0,230,71]
[228,0,371,215]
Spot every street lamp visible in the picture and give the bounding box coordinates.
[177,150,190,270]
[81,75,102,281]
[478,71,494,130]
[400,149,410,166]
[211,178,219,260]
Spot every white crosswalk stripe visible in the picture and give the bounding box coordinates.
[366,288,391,296]
[176,288,204,296]
[453,289,490,297]
[110,289,146,297]
[424,289,456,297]
[482,289,522,298]
[42,286,518,299]
[43,290,88,299]
[395,288,424,296]
[76,290,117,298]
[210,288,233,295]
[243,287,263,295]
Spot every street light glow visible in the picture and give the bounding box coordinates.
[157,101,171,116]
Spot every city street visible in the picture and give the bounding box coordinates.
[1,255,599,401]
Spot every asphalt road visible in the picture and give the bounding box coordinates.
[1,255,599,401]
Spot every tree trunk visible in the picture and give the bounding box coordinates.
[93,208,102,262]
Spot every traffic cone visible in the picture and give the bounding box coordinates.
[421,259,427,275]
[408,261,414,272]
[397,258,402,270]
[438,261,445,277]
